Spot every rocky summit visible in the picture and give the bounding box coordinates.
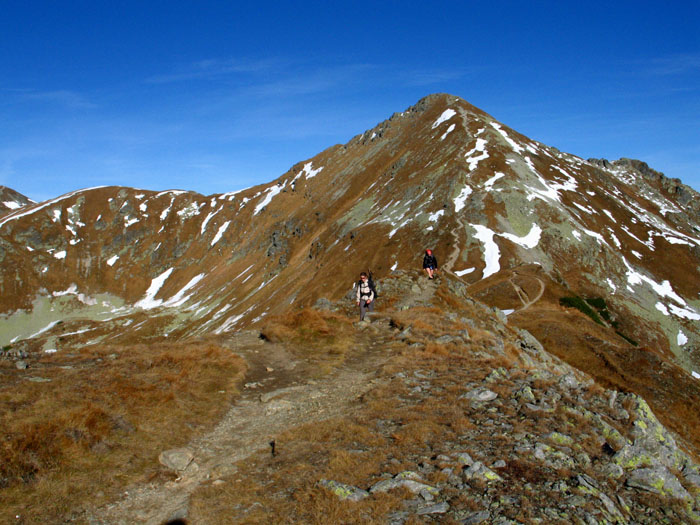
[1,93,700,523]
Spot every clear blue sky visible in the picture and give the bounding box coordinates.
[2,1,699,202]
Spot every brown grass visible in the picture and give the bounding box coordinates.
[260,309,356,374]
[0,342,246,522]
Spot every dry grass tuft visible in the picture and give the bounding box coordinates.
[0,342,246,522]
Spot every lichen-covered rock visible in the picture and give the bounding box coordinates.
[626,466,692,501]
[545,432,574,447]
[463,461,502,482]
[514,384,536,403]
[317,479,369,502]
[369,474,440,496]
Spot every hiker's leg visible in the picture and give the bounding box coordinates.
[359,301,367,320]
[368,301,374,314]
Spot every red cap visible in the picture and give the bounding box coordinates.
[426,249,432,255]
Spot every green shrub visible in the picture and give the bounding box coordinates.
[559,296,604,325]
[616,331,638,346]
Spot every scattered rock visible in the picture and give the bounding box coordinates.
[461,387,498,402]
[416,501,449,515]
[159,448,194,472]
[317,479,369,502]
[461,510,490,524]
[626,466,691,501]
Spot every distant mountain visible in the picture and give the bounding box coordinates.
[1,94,699,424]
[1,94,697,359]
[0,186,33,215]
[3,94,700,521]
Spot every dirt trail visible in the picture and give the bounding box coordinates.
[87,329,393,525]
[509,270,545,312]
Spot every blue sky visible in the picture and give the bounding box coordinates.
[1,1,699,202]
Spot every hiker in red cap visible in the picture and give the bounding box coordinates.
[423,249,438,279]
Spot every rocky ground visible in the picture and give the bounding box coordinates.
[79,271,700,524]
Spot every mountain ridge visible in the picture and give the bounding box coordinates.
[3,92,700,522]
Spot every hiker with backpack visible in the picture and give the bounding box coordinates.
[355,271,376,321]
[423,249,438,279]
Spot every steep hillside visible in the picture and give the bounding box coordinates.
[1,94,697,370]
[0,186,33,216]
[2,93,700,522]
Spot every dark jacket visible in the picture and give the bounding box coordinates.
[423,254,438,269]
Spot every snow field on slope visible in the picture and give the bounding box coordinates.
[465,222,545,279]
[0,186,107,229]
[211,221,231,246]
[135,268,174,309]
[464,138,488,172]
[432,109,456,129]
[441,124,455,141]
[454,186,473,213]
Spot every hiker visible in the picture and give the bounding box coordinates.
[423,249,438,279]
[355,271,375,321]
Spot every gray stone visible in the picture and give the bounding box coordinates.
[463,461,502,482]
[318,479,369,502]
[462,387,498,402]
[461,510,490,524]
[369,473,440,496]
[455,452,474,466]
[416,502,449,515]
[626,466,691,501]
[558,373,581,390]
[15,360,28,370]
[514,384,536,403]
[484,367,508,382]
[159,448,194,471]
[436,335,455,344]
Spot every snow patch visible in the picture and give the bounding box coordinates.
[678,331,688,346]
[211,221,231,246]
[254,185,283,215]
[106,255,119,266]
[455,268,475,277]
[464,138,489,172]
[606,279,617,293]
[471,224,500,279]
[54,250,67,259]
[135,268,173,309]
[3,201,22,209]
[440,123,456,141]
[432,109,456,128]
[163,274,205,307]
[499,224,542,249]
[484,172,505,190]
[428,210,445,222]
[490,122,523,153]
[668,304,700,321]
[453,186,473,213]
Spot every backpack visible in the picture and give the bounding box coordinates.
[368,270,379,298]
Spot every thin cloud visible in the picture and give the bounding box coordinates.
[19,90,97,109]
[644,53,700,76]
[240,63,378,97]
[403,69,469,86]
[146,57,279,83]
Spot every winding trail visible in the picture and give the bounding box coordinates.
[508,270,545,312]
[87,331,392,524]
